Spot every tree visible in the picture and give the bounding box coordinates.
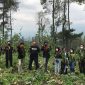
[36,11,50,44]
[0,0,19,43]
[40,0,62,47]
[40,0,84,48]
[41,0,47,5]
[73,0,85,3]
[12,33,20,50]
[57,28,83,48]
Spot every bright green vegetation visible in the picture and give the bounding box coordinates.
[0,53,85,85]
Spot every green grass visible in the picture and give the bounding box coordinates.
[0,53,85,85]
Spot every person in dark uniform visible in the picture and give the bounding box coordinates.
[17,42,25,72]
[41,41,51,72]
[29,41,40,70]
[79,45,85,74]
[5,42,13,68]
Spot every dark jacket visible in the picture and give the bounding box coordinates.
[29,45,40,57]
[55,53,62,59]
[55,48,62,59]
[5,45,13,59]
[17,44,25,59]
[41,45,50,58]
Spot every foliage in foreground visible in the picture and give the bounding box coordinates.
[0,54,85,85]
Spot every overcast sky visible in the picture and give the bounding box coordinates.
[12,0,85,39]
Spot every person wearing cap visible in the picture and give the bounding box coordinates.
[17,42,25,72]
[5,42,13,68]
[28,41,40,70]
[41,41,51,72]
[55,47,62,74]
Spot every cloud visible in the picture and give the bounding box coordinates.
[12,0,42,39]
[12,0,85,39]
[13,22,38,39]
[21,0,40,5]
[20,3,42,12]
[71,19,85,24]
[70,3,85,25]
[12,0,42,25]
[19,0,42,12]
[13,12,35,22]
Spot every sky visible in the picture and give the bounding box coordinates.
[12,0,85,39]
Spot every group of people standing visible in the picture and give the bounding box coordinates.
[2,41,85,74]
[55,45,85,75]
[4,41,51,73]
[55,47,75,74]
[4,42,25,72]
[29,41,51,72]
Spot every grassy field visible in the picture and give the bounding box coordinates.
[0,53,85,85]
